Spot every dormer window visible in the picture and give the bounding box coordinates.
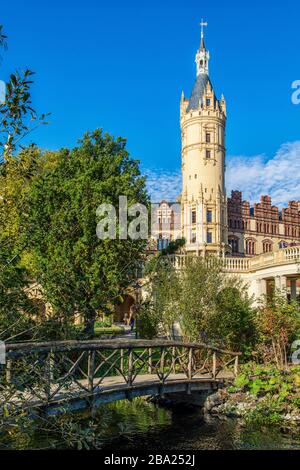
[206,98,211,107]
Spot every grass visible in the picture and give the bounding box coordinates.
[75,322,125,338]
[94,325,125,337]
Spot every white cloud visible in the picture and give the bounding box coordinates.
[145,168,182,203]
[226,141,300,207]
[146,141,300,208]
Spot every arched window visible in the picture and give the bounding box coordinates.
[246,238,256,256]
[229,237,239,254]
[262,240,273,253]
[279,240,288,249]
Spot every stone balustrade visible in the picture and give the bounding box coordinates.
[168,246,300,274]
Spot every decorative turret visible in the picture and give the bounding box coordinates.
[196,20,210,76]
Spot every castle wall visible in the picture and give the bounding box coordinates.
[227,191,300,257]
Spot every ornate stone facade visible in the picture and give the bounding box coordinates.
[227,191,300,257]
[151,26,300,258]
[180,29,227,256]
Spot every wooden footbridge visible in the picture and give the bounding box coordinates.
[0,340,240,416]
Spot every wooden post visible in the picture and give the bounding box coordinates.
[120,349,124,375]
[234,355,239,378]
[6,359,12,385]
[148,348,153,375]
[128,348,133,386]
[171,347,176,374]
[160,347,165,383]
[188,348,193,381]
[45,352,53,400]
[88,351,95,391]
[212,351,217,379]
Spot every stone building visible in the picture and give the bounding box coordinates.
[150,200,181,251]
[151,24,300,259]
[227,192,300,257]
[149,23,300,304]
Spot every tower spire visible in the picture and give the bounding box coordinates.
[200,19,208,50]
[196,20,209,76]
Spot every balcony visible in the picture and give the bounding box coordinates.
[167,246,300,274]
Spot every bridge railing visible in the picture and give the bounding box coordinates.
[0,340,240,412]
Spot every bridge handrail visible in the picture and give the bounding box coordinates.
[5,339,241,358]
[1,339,241,414]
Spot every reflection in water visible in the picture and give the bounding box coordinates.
[100,400,300,451]
[2,398,300,450]
[86,399,300,451]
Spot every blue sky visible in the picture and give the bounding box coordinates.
[1,0,300,205]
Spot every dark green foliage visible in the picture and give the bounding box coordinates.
[211,285,257,353]
[24,130,149,335]
[255,291,300,367]
[140,256,180,339]
[228,363,300,428]
[0,246,37,342]
[161,238,185,256]
[136,302,159,339]
[144,255,256,349]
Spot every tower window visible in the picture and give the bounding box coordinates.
[207,231,213,244]
[207,210,212,223]
[206,99,211,107]
[206,150,211,159]
[191,232,197,244]
[192,210,196,224]
[206,133,211,143]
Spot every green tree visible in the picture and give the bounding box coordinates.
[0,25,49,162]
[0,245,37,342]
[144,255,256,349]
[25,130,149,336]
[256,290,300,368]
[139,256,180,339]
[178,257,223,342]
[211,282,256,353]
[0,25,49,340]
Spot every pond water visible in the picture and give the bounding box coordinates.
[99,400,300,451]
[2,399,300,450]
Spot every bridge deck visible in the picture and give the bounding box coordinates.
[3,339,240,416]
[5,372,232,416]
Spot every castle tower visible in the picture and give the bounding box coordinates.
[180,22,228,256]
